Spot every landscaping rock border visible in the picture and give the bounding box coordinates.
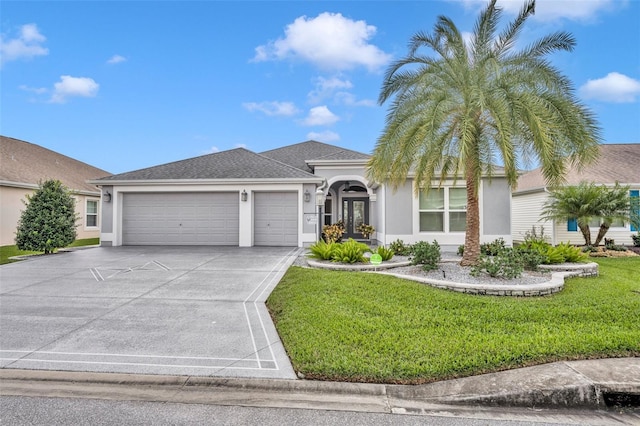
[306,256,600,297]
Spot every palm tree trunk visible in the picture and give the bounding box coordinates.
[593,223,610,246]
[578,223,592,246]
[461,174,481,266]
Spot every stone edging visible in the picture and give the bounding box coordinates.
[538,262,599,278]
[307,258,600,297]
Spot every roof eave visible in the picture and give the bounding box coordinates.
[306,159,370,167]
[1,180,100,196]
[87,177,325,186]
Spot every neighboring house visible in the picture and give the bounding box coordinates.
[512,143,640,246]
[0,136,111,246]
[90,140,512,249]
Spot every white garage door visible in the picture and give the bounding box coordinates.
[254,192,298,246]
[122,193,239,245]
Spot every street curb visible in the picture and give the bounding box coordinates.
[2,358,638,410]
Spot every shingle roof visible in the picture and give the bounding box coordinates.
[515,143,640,192]
[97,147,318,181]
[0,135,110,193]
[260,140,370,173]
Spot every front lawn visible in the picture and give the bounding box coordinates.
[0,238,100,265]
[267,257,640,384]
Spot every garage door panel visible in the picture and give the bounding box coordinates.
[123,193,239,245]
[254,192,298,247]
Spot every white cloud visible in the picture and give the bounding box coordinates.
[107,54,127,64]
[308,76,353,103]
[457,0,621,22]
[252,12,391,71]
[243,101,299,116]
[579,72,640,103]
[307,130,340,142]
[0,23,49,65]
[300,106,340,126]
[19,84,48,94]
[334,92,376,107]
[235,143,247,149]
[50,75,100,103]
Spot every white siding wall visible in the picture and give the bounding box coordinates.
[556,223,634,246]
[511,191,554,244]
[514,187,638,246]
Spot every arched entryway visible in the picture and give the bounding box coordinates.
[325,180,370,240]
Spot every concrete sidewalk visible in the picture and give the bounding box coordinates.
[2,358,638,415]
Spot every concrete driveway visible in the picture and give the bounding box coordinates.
[0,246,301,379]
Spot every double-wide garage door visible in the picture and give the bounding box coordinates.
[122,193,239,245]
[122,191,298,246]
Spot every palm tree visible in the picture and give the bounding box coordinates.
[366,0,600,265]
[541,182,604,246]
[592,183,631,246]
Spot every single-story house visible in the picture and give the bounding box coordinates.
[90,140,513,249]
[0,136,111,246]
[512,143,640,246]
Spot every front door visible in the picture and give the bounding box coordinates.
[342,198,369,239]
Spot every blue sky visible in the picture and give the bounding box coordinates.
[2,0,639,174]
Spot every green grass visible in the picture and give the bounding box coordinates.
[0,238,100,265]
[267,257,640,384]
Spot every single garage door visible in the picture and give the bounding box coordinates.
[254,192,298,246]
[122,192,239,245]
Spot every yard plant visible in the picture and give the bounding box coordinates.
[367,0,600,266]
[267,257,639,384]
[542,182,631,246]
[15,179,77,254]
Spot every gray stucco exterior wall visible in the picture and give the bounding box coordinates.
[482,178,511,235]
[101,185,113,233]
[385,181,413,235]
[302,183,317,235]
[315,167,366,181]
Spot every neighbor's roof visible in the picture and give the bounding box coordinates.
[515,143,640,193]
[96,147,320,182]
[260,140,370,173]
[0,135,110,193]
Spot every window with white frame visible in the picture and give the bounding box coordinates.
[419,187,467,232]
[86,199,98,227]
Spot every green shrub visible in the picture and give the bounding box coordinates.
[457,245,464,256]
[471,248,523,279]
[480,237,506,256]
[331,239,371,264]
[632,233,640,247]
[552,242,588,263]
[411,240,441,271]
[544,247,566,264]
[376,246,395,261]
[517,239,552,264]
[603,238,627,252]
[389,239,413,256]
[15,180,77,254]
[516,248,547,271]
[308,240,338,260]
